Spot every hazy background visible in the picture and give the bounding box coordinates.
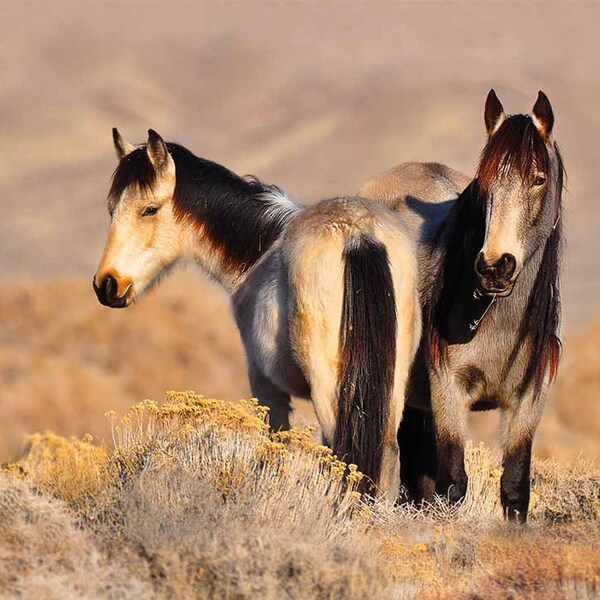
[0,0,598,461]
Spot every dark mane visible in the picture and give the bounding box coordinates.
[427,117,564,399]
[108,143,297,275]
[426,180,486,361]
[108,147,156,212]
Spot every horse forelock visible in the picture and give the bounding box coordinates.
[477,114,550,192]
[108,146,156,212]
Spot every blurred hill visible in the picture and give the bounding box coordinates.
[0,1,599,460]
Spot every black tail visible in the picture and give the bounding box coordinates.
[334,233,397,488]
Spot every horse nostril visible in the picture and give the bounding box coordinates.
[474,253,493,278]
[94,273,129,308]
[93,274,118,304]
[104,274,117,298]
[475,253,517,281]
[498,253,517,279]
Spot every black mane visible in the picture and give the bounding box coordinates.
[427,116,564,399]
[109,143,297,275]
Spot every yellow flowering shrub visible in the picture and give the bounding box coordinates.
[4,392,599,599]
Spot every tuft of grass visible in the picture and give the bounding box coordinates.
[13,392,383,599]
[1,391,599,599]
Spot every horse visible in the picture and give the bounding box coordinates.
[360,90,564,522]
[93,128,422,499]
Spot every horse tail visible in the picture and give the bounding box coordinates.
[334,233,397,489]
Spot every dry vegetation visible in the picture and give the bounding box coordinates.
[0,391,598,599]
[0,277,598,598]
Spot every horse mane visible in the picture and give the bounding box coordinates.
[426,180,486,364]
[108,143,297,274]
[428,115,564,399]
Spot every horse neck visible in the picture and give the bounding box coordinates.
[490,240,547,331]
[176,163,299,291]
[434,188,562,399]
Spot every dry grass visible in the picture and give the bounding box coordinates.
[1,391,599,599]
[7,392,385,599]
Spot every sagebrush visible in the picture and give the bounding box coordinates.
[1,391,599,599]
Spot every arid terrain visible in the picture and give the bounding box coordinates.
[0,1,599,597]
[2,393,599,598]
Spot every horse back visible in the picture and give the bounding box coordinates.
[359,162,470,244]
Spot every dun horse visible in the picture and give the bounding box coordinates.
[361,90,564,521]
[93,129,421,498]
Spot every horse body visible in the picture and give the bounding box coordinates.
[360,91,563,521]
[95,129,421,499]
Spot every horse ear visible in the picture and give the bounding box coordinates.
[147,129,169,172]
[484,89,506,136]
[112,127,135,160]
[532,90,554,139]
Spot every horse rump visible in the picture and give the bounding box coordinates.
[334,233,397,491]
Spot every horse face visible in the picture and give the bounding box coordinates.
[475,91,558,297]
[94,130,184,308]
[475,167,550,296]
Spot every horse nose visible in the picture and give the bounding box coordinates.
[475,253,517,282]
[93,274,127,308]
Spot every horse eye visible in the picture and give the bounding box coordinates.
[533,175,547,187]
[142,206,159,217]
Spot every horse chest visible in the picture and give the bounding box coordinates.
[449,337,524,409]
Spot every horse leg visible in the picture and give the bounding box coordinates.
[398,405,437,502]
[377,390,407,500]
[248,364,292,432]
[500,393,544,523]
[309,380,337,447]
[378,437,400,500]
[431,379,468,503]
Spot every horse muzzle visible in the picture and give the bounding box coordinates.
[474,252,518,297]
[93,274,131,308]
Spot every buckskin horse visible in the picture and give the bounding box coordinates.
[93,129,421,499]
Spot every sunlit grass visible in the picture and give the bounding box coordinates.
[2,391,599,599]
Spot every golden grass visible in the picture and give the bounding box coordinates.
[2,391,599,599]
